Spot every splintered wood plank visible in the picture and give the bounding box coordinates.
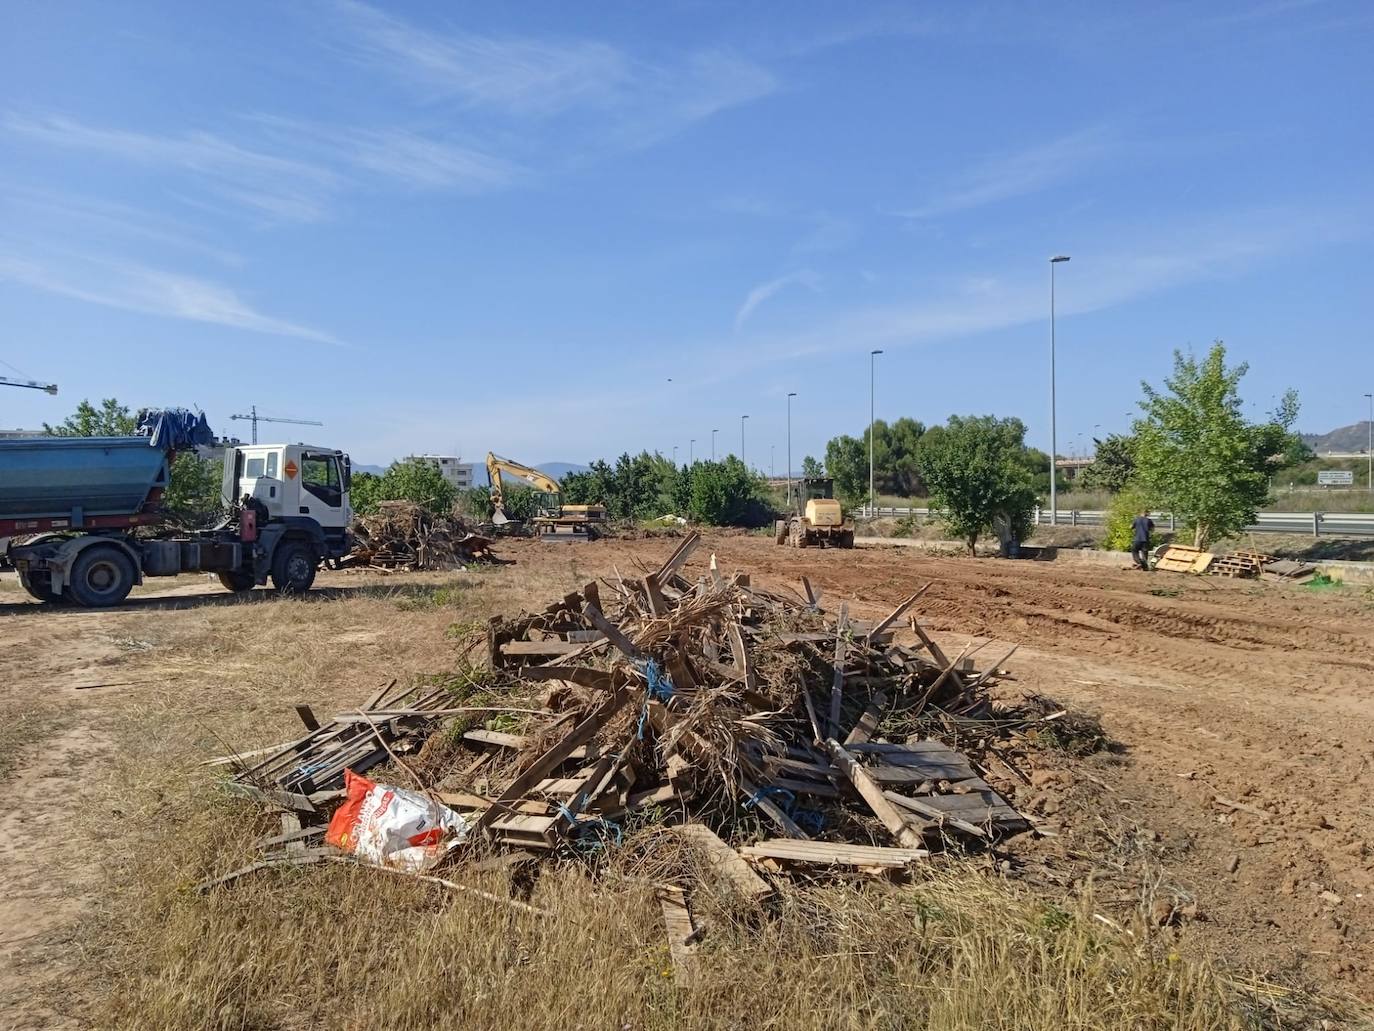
[515,666,616,692]
[800,576,820,610]
[843,691,887,746]
[655,532,701,583]
[825,739,926,849]
[828,603,851,736]
[658,887,699,985]
[738,772,809,839]
[910,621,969,692]
[882,791,987,837]
[582,603,646,661]
[967,644,1019,689]
[868,583,932,642]
[500,640,586,657]
[739,839,928,869]
[472,691,630,835]
[727,622,756,691]
[671,824,774,901]
[643,573,670,617]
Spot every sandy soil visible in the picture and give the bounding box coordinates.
[1,534,1371,1023]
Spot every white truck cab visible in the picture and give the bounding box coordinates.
[224,443,352,529]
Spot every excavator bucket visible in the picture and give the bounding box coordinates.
[491,506,510,525]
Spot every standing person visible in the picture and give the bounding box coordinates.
[1131,509,1155,571]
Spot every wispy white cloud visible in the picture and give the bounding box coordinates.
[0,248,343,345]
[332,2,776,148]
[895,125,1122,219]
[4,111,521,222]
[734,270,820,331]
[333,0,630,115]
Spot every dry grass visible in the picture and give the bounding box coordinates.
[16,559,1359,1030]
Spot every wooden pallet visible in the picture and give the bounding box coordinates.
[1210,556,1261,578]
[1155,545,1214,574]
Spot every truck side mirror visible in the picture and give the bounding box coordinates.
[341,455,352,491]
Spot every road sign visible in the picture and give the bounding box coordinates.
[1317,470,1354,486]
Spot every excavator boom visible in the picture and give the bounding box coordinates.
[484,451,607,536]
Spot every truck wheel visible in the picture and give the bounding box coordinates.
[774,520,787,545]
[271,541,317,594]
[840,529,855,549]
[18,568,62,603]
[217,571,256,594]
[67,545,136,608]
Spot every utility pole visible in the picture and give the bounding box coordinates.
[1049,255,1071,524]
[672,445,678,467]
[869,350,882,517]
[711,428,718,461]
[740,414,749,467]
[786,391,797,511]
[689,438,695,464]
[770,444,775,479]
[229,404,323,445]
[1366,393,1373,492]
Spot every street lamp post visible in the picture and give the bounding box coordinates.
[786,391,797,511]
[770,444,775,479]
[689,438,695,464]
[711,429,718,461]
[1049,255,1071,524]
[740,415,749,467]
[1366,393,1373,492]
[869,349,883,517]
[672,445,678,466]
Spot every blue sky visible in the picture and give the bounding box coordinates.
[2,1,1372,469]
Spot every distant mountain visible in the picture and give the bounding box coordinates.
[354,463,389,476]
[1300,422,1372,454]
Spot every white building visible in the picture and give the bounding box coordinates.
[409,454,475,490]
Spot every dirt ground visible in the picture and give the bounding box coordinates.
[1,532,1371,1026]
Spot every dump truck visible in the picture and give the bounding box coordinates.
[774,476,854,548]
[0,410,353,607]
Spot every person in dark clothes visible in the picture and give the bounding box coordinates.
[1131,510,1155,570]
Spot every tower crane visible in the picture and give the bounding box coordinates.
[229,404,322,444]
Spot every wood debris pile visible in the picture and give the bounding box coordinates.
[346,501,502,570]
[213,533,1037,895]
[1155,544,1317,581]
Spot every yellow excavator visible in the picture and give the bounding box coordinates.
[775,476,854,548]
[485,452,607,538]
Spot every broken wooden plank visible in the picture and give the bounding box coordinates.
[738,839,927,869]
[293,704,320,732]
[843,691,887,746]
[658,886,699,984]
[827,602,851,737]
[825,739,927,849]
[654,531,701,584]
[882,790,987,837]
[499,640,586,657]
[583,602,647,661]
[868,583,932,642]
[671,824,774,902]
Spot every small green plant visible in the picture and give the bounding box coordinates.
[1303,572,1342,591]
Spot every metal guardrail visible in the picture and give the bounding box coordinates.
[868,506,1374,538]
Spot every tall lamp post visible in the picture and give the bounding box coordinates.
[711,428,718,461]
[672,445,678,466]
[1366,393,1373,492]
[1049,255,1070,524]
[740,414,749,467]
[869,349,883,517]
[786,391,797,510]
[770,444,775,479]
[689,438,695,464]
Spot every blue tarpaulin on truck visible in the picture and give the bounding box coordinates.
[134,408,215,451]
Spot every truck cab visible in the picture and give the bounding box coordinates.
[225,443,351,554]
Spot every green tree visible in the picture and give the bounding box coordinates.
[44,398,136,436]
[351,459,456,516]
[1133,341,1301,547]
[687,456,771,526]
[914,415,1038,555]
[1077,434,1136,493]
[823,434,867,505]
[163,452,224,528]
[800,455,824,478]
[350,471,384,515]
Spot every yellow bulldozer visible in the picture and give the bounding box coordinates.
[775,476,854,548]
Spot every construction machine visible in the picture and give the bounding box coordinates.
[775,476,854,548]
[485,453,606,538]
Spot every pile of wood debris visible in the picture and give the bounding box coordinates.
[346,501,503,570]
[1155,544,1318,581]
[211,533,1050,900]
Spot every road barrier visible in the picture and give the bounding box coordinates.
[868,506,1374,538]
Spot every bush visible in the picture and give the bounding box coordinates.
[1104,486,1155,552]
[351,460,456,516]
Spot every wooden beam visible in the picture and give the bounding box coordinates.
[739,839,927,869]
[910,619,969,691]
[582,602,647,662]
[867,583,932,643]
[671,824,774,902]
[882,790,987,837]
[825,739,927,849]
[843,691,887,746]
[658,886,699,984]
[827,602,850,736]
[655,532,701,583]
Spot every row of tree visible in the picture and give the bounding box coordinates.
[560,454,772,526]
[812,418,1050,505]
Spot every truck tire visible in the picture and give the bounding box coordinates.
[18,568,62,604]
[839,529,855,549]
[67,544,136,608]
[271,540,317,594]
[217,571,256,594]
[774,520,787,545]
